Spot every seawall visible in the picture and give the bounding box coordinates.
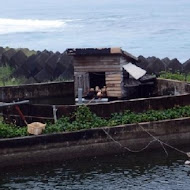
[0,117,190,167]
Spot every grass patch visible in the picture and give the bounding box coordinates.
[160,71,190,82]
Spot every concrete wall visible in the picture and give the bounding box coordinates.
[3,78,190,125]
[0,81,75,104]
[4,93,190,125]
[156,78,190,95]
[0,117,190,167]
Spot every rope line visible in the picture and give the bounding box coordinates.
[102,123,188,156]
[138,124,187,156]
[60,95,188,157]
[102,128,157,153]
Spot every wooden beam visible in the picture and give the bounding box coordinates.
[107,92,122,97]
[106,84,121,87]
[106,81,121,84]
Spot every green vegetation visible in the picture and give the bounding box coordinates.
[0,123,27,138]
[45,105,190,134]
[2,105,190,138]
[0,65,25,86]
[160,71,190,82]
[4,46,37,57]
[45,106,107,134]
[17,48,37,57]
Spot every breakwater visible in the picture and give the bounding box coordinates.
[0,47,190,85]
[0,47,73,84]
[137,55,190,74]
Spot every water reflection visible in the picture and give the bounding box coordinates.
[1,150,190,189]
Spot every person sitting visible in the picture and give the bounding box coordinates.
[101,86,107,97]
[97,90,103,99]
[86,88,95,99]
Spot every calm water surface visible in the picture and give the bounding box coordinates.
[1,0,190,61]
[1,151,190,189]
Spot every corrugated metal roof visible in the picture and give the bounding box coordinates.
[123,63,146,80]
[66,47,138,63]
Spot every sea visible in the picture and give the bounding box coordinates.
[1,0,190,189]
[1,151,190,190]
[1,0,190,62]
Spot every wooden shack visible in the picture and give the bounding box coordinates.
[66,48,154,99]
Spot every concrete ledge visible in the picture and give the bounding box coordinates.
[0,117,190,167]
[5,93,190,125]
[0,81,74,103]
[157,78,190,95]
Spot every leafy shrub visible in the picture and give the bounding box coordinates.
[0,123,27,138]
[2,105,190,138]
[0,65,25,86]
[46,105,190,134]
[160,71,190,82]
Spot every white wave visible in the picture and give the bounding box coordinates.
[0,18,66,34]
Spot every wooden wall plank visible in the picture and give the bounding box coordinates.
[107,88,121,91]
[107,92,122,97]
[106,74,121,77]
[106,81,121,84]
[74,61,120,66]
[74,65,121,69]
[74,72,90,97]
[106,78,121,81]
[73,55,122,70]
[74,68,121,72]
[106,84,121,88]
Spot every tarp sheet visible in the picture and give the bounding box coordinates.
[123,63,146,80]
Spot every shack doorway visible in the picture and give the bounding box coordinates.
[89,72,106,89]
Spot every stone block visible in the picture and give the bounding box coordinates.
[34,68,52,83]
[137,55,149,70]
[183,59,190,73]
[9,50,27,68]
[1,48,17,65]
[146,58,165,74]
[167,58,182,73]
[45,53,61,74]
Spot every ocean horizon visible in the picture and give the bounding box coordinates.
[1,0,190,62]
